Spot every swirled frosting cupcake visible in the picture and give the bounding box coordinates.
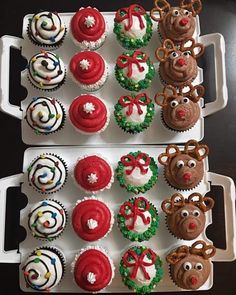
[27,11,66,48]
[27,154,68,193]
[73,155,114,194]
[71,7,107,50]
[25,96,65,135]
[27,51,66,91]
[22,247,65,292]
[72,196,114,241]
[69,94,110,134]
[69,51,108,91]
[28,199,67,241]
[72,246,115,292]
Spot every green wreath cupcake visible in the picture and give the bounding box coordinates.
[117,196,159,242]
[114,93,155,134]
[114,4,153,50]
[115,50,155,92]
[116,151,158,194]
[120,246,164,294]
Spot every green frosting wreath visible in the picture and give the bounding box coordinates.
[116,151,158,194]
[117,196,159,242]
[114,93,155,134]
[115,51,155,92]
[114,13,153,50]
[120,246,164,294]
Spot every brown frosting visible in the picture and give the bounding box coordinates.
[155,84,204,131]
[166,240,216,290]
[151,0,202,43]
[162,193,214,240]
[156,39,204,87]
[158,140,209,190]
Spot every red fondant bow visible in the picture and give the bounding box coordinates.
[116,51,148,78]
[120,197,151,230]
[115,4,146,31]
[120,152,151,175]
[119,93,151,116]
[123,248,157,280]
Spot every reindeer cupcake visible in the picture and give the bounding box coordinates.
[158,140,209,190]
[155,84,205,131]
[162,193,214,240]
[156,39,204,87]
[166,240,216,290]
[151,0,202,43]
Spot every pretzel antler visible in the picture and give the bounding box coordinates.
[184,140,209,161]
[155,85,178,107]
[166,245,190,265]
[190,240,216,259]
[161,193,185,215]
[151,0,171,22]
[180,0,202,17]
[181,38,205,59]
[188,193,215,212]
[155,39,177,62]
[178,84,205,103]
[158,144,180,166]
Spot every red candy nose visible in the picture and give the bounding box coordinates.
[176,109,186,118]
[190,276,198,285]
[183,172,192,181]
[189,222,197,230]
[177,58,186,66]
[180,18,189,26]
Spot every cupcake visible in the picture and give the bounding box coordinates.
[120,246,163,294]
[69,51,108,92]
[28,199,67,241]
[150,0,202,43]
[73,155,114,194]
[72,246,115,292]
[155,84,204,132]
[27,154,68,193]
[158,140,209,190]
[114,92,155,134]
[162,193,214,240]
[166,240,216,290]
[69,94,110,134]
[25,96,66,135]
[71,7,107,50]
[72,196,114,241]
[114,4,153,50]
[22,246,65,292]
[115,50,155,92]
[116,151,158,194]
[117,196,159,242]
[155,38,204,87]
[27,11,66,49]
[27,50,66,91]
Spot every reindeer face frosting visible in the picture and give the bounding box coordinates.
[155,84,204,131]
[156,39,204,87]
[162,193,214,240]
[158,140,209,190]
[166,241,216,290]
[151,0,202,43]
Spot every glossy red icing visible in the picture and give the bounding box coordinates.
[69,51,105,85]
[69,95,108,133]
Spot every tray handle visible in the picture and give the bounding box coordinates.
[207,172,236,262]
[0,35,23,120]
[199,33,228,117]
[0,173,23,263]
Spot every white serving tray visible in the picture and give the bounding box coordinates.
[0,146,235,293]
[0,12,228,145]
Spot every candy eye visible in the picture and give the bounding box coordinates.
[181,209,189,218]
[188,160,196,168]
[183,97,189,104]
[184,10,191,16]
[183,262,192,270]
[170,100,179,108]
[169,51,179,59]
[176,160,184,168]
[183,51,191,57]
[172,9,180,17]
[193,210,200,217]
[195,262,203,271]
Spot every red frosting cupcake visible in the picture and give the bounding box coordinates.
[72,246,115,292]
[73,155,114,194]
[71,7,107,50]
[72,196,114,241]
[69,94,110,134]
[69,51,108,91]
